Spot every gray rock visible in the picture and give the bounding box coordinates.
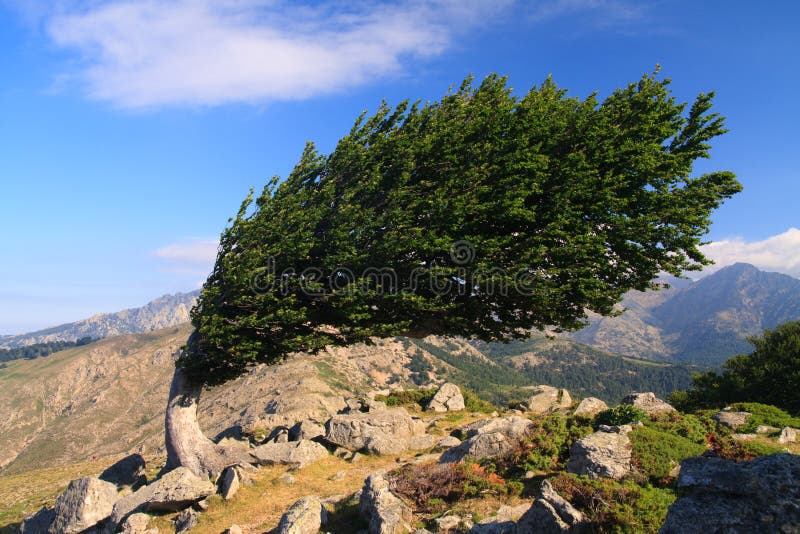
[525,386,572,415]
[220,467,240,500]
[441,416,533,463]
[407,434,439,451]
[120,512,157,534]
[436,436,462,449]
[266,426,291,443]
[109,467,216,526]
[731,433,758,441]
[290,419,326,441]
[712,410,752,430]
[251,439,329,467]
[174,508,199,533]
[756,425,779,434]
[620,392,675,416]
[360,474,413,534]
[426,383,465,412]
[514,479,585,533]
[779,427,799,444]
[434,515,462,532]
[470,504,529,534]
[566,426,632,480]
[225,526,243,534]
[19,507,55,534]
[99,454,147,489]
[660,453,800,533]
[280,473,297,485]
[326,408,423,454]
[573,398,608,419]
[48,477,118,534]
[276,496,328,534]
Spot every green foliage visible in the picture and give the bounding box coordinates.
[647,413,710,445]
[549,473,676,533]
[375,388,436,408]
[462,389,496,413]
[730,402,800,433]
[595,405,648,427]
[0,338,95,363]
[497,414,593,473]
[630,426,706,484]
[674,321,800,414]
[184,71,740,385]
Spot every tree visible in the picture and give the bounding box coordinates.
[167,71,741,477]
[671,321,800,414]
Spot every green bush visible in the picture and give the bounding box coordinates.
[647,413,712,445]
[497,414,593,473]
[462,389,496,413]
[595,405,648,428]
[375,388,436,407]
[630,426,706,484]
[740,439,785,457]
[730,402,800,433]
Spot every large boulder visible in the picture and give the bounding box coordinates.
[779,427,798,444]
[290,419,326,441]
[360,474,413,534]
[711,410,752,430]
[515,479,586,533]
[566,425,632,480]
[99,454,147,489]
[525,386,572,415]
[470,504,529,533]
[48,477,119,534]
[573,398,608,419]
[251,439,329,468]
[276,496,328,534]
[220,466,240,500]
[109,467,216,526]
[19,507,56,534]
[326,408,424,455]
[426,383,465,412]
[440,416,534,463]
[120,513,157,534]
[660,453,800,533]
[620,392,675,416]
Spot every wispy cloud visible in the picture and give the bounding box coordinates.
[153,238,217,281]
[699,228,800,279]
[41,0,510,109]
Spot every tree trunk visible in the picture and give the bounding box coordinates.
[164,366,249,480]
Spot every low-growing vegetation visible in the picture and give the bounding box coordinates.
[594,405,648,428]
[629,426,706,485]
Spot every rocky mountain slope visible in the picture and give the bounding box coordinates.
[570,263,800,365]
[0,291,199,348]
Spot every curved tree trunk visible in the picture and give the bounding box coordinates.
[164,366,249,480]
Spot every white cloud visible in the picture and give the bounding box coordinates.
[42,0,511,109]
[154,238,218,265]
[699,228,800,279]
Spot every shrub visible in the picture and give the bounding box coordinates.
[647,413,711,445]
[496,414,593,474]
[630,426,706,485]
[463,388,497,413]
[549,473,676,533]
[730,402,800,433]
[706,433,786,461]
[595,405,648,428]
[375,388,436,408]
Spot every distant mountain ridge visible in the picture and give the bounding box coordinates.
[0,291,200,348]
[570,263,800,365]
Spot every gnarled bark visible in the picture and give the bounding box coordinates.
[164,365,250,480]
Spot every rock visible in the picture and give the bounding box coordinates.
[573,398,608,418]
[120,512,157,534]
[660,453,800,533]
[19,507,55,534]
[360,474,413,534]
[539,479,585,527]
[326,408,424,455]
[756,425,779,434]
[434,515,462,532]
[436,436,462,449]
[331,471,347,481]
[440,416,534,463]
[276,496,328,534]
[334,447,354,460]
[280,473,297,485]
[99,454,147,489]
[174,508,199,533]
[266,426,291,443]
[779,427,799,444]
[408,434,439,451]
[525,386,572,415]
[290,419,326,441]
[731,433,757,441]
[252,439,329,468]
[225,526,243,534]
[514,480,585,533]
[620,392,675,416]
[712,410,752,430]
[220,467,240,500]
[109,467,216,526]
[566,426,632,480]
[470,504,529,533]
[48,477,119,534]
[426,383,465,412]
[352,452,365,463]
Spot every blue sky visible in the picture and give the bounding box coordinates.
[1,0,799,334]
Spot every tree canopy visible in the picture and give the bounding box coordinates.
[182,72,741,385]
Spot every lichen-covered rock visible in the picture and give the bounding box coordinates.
[440,416,534,463]
[276,496,328,534]
[360,474,413,534]
[174,508,199,534]
[251,439,329,467]
[525,386,572,415]
[48,477,119,534]
[426,383,465,412]
[566,426,632,480]
[470,504,529,533]
[220,466,240,500]
[779,427,798,444]
[326,408,423,454]
[620,392,675,415]
[121,513,157,534]
[19,507,55,534]
[99,453,147,489]
[660,453,800,533]
[407,434,439,451]
[515,480,586,533]
[436,436,462,449]
[711,410,752,430]
[290,419,326,441]
[573,398,608,419]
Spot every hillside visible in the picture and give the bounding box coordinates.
[570,264,800,365]
[0,291,199,348]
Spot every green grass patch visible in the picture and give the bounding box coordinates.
[730,402,800,433]
[630,426,706,485]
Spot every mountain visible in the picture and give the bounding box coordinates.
[0,291,200,348]
[570,264,800,365]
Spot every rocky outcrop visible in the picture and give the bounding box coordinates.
[525,386,572,415]
[99,454,148,490]
[566,425,632,480]
[779,427,798,444]
[48,477,119,534]
[290,419,326,441]
[440,416,534,463]
[470,504,529,533]
[251,439,329,468]
[711,410,752,430]
[19,508,55,534]
[109,467,216,526]
[621,392,675,416]
[360,474,413,534]
[572,397,608,418]
[660,453,800,533]
[276,496,328,534]
[220,466,240,500]
[426,383,465,412]
[174,508,199,533]
[326,408,424,455]
[515,480,586,533]
[121,513,157,534]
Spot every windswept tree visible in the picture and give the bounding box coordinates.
[166,72,741,477]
